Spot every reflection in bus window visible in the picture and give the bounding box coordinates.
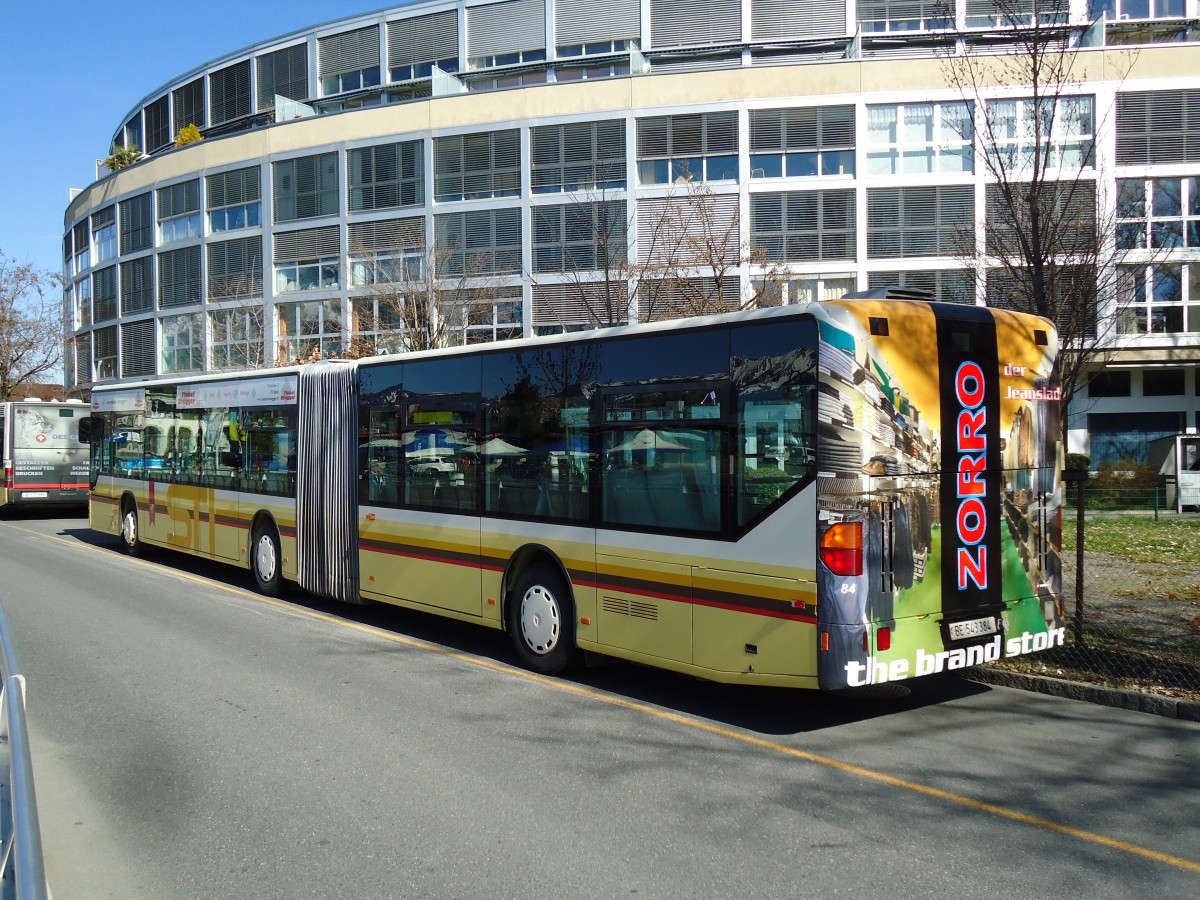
[732,319,818,528]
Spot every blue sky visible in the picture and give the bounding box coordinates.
[1,2,385,278]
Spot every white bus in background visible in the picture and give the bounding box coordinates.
[0,399,90,512]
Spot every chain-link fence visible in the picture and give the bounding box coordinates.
[994,484,1200,700]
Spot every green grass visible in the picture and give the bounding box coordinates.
[1062,516,1200,565]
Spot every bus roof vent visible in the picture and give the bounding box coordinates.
[838,288,934,302]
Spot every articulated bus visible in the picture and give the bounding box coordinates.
[80,291,1065,690]
[1,399,90,511]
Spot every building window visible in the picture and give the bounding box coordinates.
[531,120,626,194]
[866,102,973,176]
[857,0,952,32]
[157,181,202,245]
[256,44,308,111]
[73,221,90,275]
[208,237,263,301]
[275,259,340,295]
[347,217,425,286]
[781,276,856,305]
[466,0,547,68]
[555,39,634,58]
[93,266,118,323]
[867,185,974,258]
[209,60,251,126]
[350,296,408,355]
[120,257,154,315]
[435,209,523,276]
[119,193,154,255]
[274,153,339,222]
[468,70,550,92]
[750,106,855,180]
[1090,0,1185,22]
[637,112,738,185]
[278,298,343,360]
[123,115,142,155]
[554,61,629,82]
[968,0,1068,27]
[986,181,1096,258]
[208,167,262,233]
[274,225,340,295]
[145,96,171,153]
[348,141,424,211]
[1117,177,1200,251]
[387,10,459,82]
[161,314,204,373]
[532,201,627,273]
[93,326,118,381]
[1117,263,1200,334]
[318,26,381,96]
[868,269,974,304]
[434,130,521,202]
[159,246,202,308]
[1116,89,1200,166]
[173,78,205,133]
[1087,370,1132,398]
[209,308,263,370]
[93,208,118,264]
[76,277,92,327]
[1143,368,1186,396]
[462,288,524,344]
[120,320,155,377]
[985,96,1094,172]
[750,190,856,262]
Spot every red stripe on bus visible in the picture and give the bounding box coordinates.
[12,483,88,490]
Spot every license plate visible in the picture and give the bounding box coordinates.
[21,491,48,499]
[948,616,998,641]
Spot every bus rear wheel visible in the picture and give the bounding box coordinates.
[508,563,582,676]
[120,499,142,557]
[251,522,283,597]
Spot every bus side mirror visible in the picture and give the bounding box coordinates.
[78,417,104,443]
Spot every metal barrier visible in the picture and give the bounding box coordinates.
[0,601,48,900]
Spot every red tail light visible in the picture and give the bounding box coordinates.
[820,522,863,576]
[4,465,11,489]
[876,626,891,651]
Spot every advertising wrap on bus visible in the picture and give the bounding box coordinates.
[81,293,1063,692]
[815,299,1062,690]
[0,401,91,509]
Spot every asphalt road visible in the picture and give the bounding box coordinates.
[1,512,1197,898]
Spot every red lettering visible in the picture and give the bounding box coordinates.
[955,362,986,409]
[957,453,986,496]
[957,546,988,590]
[957,497,987,544]
[957,408,986,452]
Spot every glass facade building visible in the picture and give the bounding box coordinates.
[63,0,1200,463]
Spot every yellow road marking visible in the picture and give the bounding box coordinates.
[10,521,1200,875]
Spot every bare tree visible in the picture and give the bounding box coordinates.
[1,249,66,401]
[533,179,792,331]
[938,1,1142,432]
[347,238,513,356]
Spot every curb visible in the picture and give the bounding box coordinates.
[959,668,1200,722]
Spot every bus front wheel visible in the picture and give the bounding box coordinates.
[120,499,142,557]
[251,522,283,597]
[508,563,582,676]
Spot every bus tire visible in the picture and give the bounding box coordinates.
[251,521,283,597]
[120,498,143,557]
[508,563,582,676]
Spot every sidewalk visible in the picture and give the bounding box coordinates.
[961,666,1200,721]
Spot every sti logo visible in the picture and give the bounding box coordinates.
[953,361,988,591]
[35,433,48,444]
